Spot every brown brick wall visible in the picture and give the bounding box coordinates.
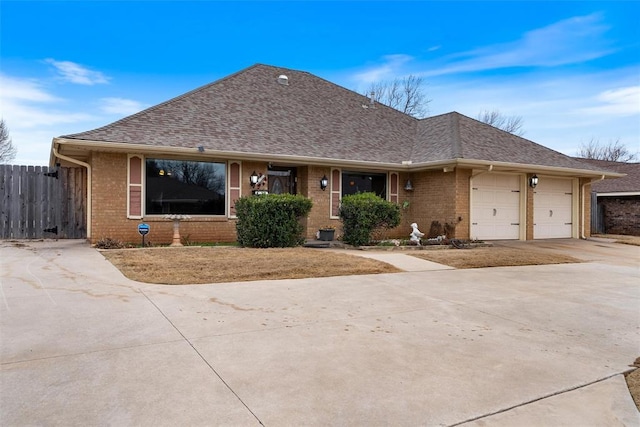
[303,166,341,239]
[89,153,594,244]
[453,169,471,239]
[398,169,462,239]
[91,153,237,245]
[600,196,640,236]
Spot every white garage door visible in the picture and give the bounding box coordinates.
[471,174,521,240]
[534,178,573,239]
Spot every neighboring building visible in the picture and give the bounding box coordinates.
[578,158,639,236]
[50,64,623,244]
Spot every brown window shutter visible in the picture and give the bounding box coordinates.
[128,155,143,218]
[331,168,341,218]
[389,172,399,203]
[228,161,241,217]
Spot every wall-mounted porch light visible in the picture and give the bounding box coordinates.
[404,179,414,191]
[250,171,259,187]
[320,175,328,191]
[529,174,539,188]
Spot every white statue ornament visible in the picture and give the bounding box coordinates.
[409,222,424,246]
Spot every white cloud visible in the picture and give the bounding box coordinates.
[352,54,414,85]
[45,58,110,85]
[0,74,60,103]
[1,72,149,165]
[0,74,94,128]
[348,13,615,87]
[423,13,613,77]
[0,73,103,165]
[100,97,149,115]
[576,86,640,117]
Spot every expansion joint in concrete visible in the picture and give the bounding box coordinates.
[139,289,265,426]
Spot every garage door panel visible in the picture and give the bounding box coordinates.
[534,178,573,239]
[472,174,521,240]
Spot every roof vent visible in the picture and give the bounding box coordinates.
[277,75,289,85]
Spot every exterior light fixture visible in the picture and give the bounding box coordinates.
[197,145,205,153]
[250,171,259,187]
[529,174,539,188]
[320,175,328,191]
[404,179,414,191]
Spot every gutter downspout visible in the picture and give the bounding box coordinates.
[52,145,92,240]
[581,175,604,239]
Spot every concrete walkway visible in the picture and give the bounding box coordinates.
[1,239,639,426]
[328,248,455,271]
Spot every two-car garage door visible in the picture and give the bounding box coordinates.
[471,174,574,240]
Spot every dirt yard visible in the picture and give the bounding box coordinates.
[101,244,583,284]
[101,247,401,285]
[409,246,580,268]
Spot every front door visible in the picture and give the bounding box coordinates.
[268,167,297,194]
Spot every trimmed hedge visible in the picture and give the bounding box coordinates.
[235,194,313,248]
[339,192,400,246]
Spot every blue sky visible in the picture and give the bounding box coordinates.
[1,0,639,165]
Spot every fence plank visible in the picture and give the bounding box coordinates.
[0,166,9,238]
[0,166,11,238]
[12,166,25,238]
[45,166,57,237]
[0,165,86,239]
[35,166,46,238]
[26,166,35,238]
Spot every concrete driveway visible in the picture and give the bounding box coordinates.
[1,238,638,426]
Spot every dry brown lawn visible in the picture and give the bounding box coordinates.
[593,234,640,246]
[409,246,581,269]
[101,247,400,285]
[626,358,640,412]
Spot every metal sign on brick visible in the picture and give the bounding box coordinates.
[138,223,150,235]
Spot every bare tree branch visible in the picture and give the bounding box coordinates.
[365,75,430,118]
[477,109,525,136]
[0,119,17,163]
[577,138,637,162]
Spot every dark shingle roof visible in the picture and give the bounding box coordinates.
[575,159,639,193]
[413,112,604,170]
[63,64,417,164]
[60,64,615,174]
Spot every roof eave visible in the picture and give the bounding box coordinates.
[52,139,626,179]
[52,138,409,171]
[595,191,640,197]
[450,158,625,178]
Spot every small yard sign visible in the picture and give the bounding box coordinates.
[138,223,150,246]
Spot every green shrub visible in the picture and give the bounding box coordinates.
[235,194,313,248]
[339,192,401,246]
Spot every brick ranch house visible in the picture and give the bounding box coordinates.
[50,64,623,245]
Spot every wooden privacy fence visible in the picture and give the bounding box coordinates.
[0,165,87,239]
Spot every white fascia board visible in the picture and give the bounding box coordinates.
[53,138,626,178]
[450,158,626,178]
[596,192,640,197]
